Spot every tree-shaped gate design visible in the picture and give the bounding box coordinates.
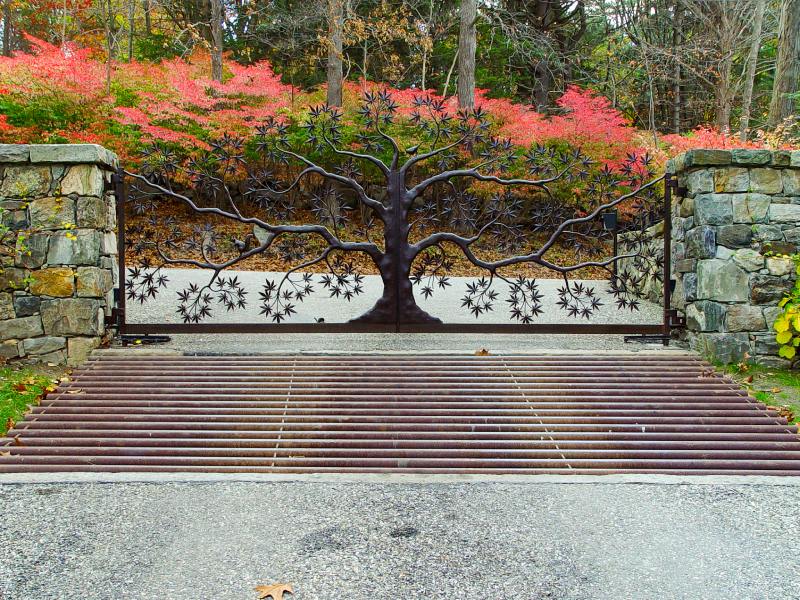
[118,91,672,334]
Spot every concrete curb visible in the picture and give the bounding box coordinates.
[93,348,694,357]
[2,472,799,486]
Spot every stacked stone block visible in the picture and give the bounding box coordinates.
[668,149,800,365]
[0,144,118,365]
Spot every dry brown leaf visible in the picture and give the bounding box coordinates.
[12,435,23,446]
[744,375,753,383]
[255,583,293,599]
[12,383,27,392]
[66,389,83,394]
[5,417,14,431]
[475,348,490,356]
[771,387,782,393]
[0,451,11,457]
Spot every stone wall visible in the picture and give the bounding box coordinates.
[669,149,800,365]
[0,144,118,365]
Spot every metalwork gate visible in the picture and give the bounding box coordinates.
[110,92,685,340]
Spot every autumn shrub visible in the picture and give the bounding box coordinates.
[0,35,793,174]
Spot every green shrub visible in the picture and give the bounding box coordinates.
[774,254,800,360]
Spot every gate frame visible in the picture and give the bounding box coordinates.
[108,169,685,341]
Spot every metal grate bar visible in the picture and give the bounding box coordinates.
[2,353,798,475]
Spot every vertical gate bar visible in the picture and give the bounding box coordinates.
[114,167,127,338]
[662,173,674,346]
[612,209,619,278]
[391,171,402,333]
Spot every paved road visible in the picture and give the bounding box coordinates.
[123,270,670,354]
[2,475,799,600]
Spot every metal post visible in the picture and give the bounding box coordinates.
[662,173,674,346]
[113,168,127,341]
[603,210,619,278]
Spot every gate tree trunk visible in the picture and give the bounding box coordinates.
[457,0,477,109]
[350,176,440,324]
[326,0,344,107]
[769,0,800,128]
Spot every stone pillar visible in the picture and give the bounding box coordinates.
[668,149,800,365]
[0,144,118,365]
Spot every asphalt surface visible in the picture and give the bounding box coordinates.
[2,475,799,600]
[123,270,669,354]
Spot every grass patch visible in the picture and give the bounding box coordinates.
[723,363,800,424]
[0,367,62,435]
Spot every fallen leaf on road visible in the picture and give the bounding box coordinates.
[12,435,23,446]
[475,348,490,356]
[255,583,293,599]
[0,451,11,457]
[772,387,782,393]
[66,389,83,394]
[744,375,753,383]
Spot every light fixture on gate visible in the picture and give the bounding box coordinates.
[602,210,618,231]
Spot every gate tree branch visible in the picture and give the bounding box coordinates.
[126,90,664,326]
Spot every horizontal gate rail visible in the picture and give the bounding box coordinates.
[119,322,666,335]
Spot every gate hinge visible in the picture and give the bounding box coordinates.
[105,288,123,328]
[667,309,686,329]
[105,170,120,192]
[665,176,688,197]
[105,307,124,329]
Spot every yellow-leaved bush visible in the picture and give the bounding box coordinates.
[774,256,800,360]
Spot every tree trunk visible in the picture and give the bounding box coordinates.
[210,0,223,82]
[672,1,682,133]
[351,245,439,324]
[715,53,734,134]
[326,0,344,107]
[128,0,135,62]
[768,0,800,127]
[740,0,766,139]
[442,48,458,99]
[2,0,12,56]
[457,0,477,109]
[351,176,439,324]
[104,0,114,94]
[143,0,151,35]
[533,60,551,112]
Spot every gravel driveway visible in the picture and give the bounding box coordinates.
[1,475,799,600]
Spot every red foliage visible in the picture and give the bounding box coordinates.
[660,126,762,153]
[112,51,295,145]
[0,36,792,166]
[0,34,107,97]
